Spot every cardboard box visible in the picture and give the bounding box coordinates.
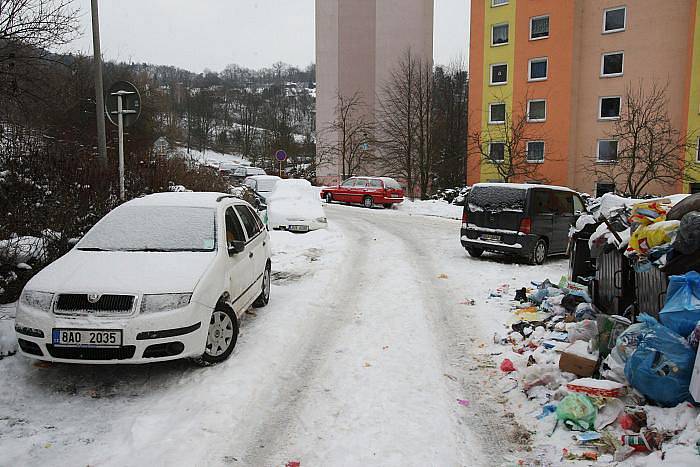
[559,341,599,377]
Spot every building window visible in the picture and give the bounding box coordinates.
[490,63,508,85]
[597,140,619,162]
[596,182,616,197]
[604,7,626,33]
[527,141,545,163]
[528,57,548,81]
[691,183,700,194]
[489,103,506,124]
[492,0,508,6]
[489,142,505,162]
[601,52,624,77]
[527,99,547,122]
[492,23,509,46]
[696,137,700,162]
[600,96,622,119]
[530,15,550,40]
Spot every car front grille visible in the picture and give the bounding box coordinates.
[54,294,136,317]
[46,345,136,360]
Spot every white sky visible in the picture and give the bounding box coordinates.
[69,0,470,72]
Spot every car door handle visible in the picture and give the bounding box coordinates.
[249,252,254,258]
[263,241,266,247]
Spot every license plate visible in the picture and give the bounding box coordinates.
[288,225,309,232]
[52,329,122,348]
[481,234,501,243]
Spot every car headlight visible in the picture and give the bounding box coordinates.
[140,293,192,314]
[316,217,327,223]
[19,290,54,313]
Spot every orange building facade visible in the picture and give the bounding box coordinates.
[468,0,700,196]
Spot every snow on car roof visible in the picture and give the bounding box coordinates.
[246,175,281,181]
[473,183,576,193]
[126,192,242,208]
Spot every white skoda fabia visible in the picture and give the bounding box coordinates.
[14,192,271,365]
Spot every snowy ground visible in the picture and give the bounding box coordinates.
[395,198,463,220]
[0,203,568,466]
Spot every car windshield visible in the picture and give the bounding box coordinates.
[77,206,217,252]
[234,167,247,176]
[469,186,527,212]
[382,178,401,189]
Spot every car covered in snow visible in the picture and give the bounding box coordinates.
[267,179,327,232]
[231,166,267,184]
[243,175,281,200]
[461,183,586,265]
[218,162,243,177]
[320,176,404,208]
[14,192,271,365]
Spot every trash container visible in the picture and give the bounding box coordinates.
[569,225,597,285]
[634,267,668,320]
[593,246,635,316]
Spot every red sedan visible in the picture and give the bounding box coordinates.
[321,177,405,208]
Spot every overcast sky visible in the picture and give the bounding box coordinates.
[69,0,469,72]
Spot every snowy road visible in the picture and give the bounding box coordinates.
[0,204,566,467]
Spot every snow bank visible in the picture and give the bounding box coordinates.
[0,303,17,356]
[395,199,463,220]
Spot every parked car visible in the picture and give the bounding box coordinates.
[243,175,281,200]
[461,183,586,265]
[320,176,404,208]
[218,162,243,177]
[14,192,271,365]
[205,158,220,169]
[268,179,327,232]
[231,166,267,184]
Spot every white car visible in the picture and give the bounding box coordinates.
[267,179,327,232]
[14,192,271,365]
[243,175,281,199]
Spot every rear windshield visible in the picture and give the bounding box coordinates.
[382,178,401,189]
[468,186,527,212]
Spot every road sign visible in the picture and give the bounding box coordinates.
[275,150,288,162]
[106,81,141,127]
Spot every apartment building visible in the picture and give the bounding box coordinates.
[468,0,700,196]
[315,0,434,185]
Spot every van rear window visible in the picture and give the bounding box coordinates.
[469,186,527,212]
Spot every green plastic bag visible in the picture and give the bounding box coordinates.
[556,394,597,431]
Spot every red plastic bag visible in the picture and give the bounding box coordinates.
[500,359,516,373]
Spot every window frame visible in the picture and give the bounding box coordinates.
[601,51,624,77]
[527,99,547,123]
[530,15,550,41]
[488,102,506,124]
[225,206,248,245]
[491,0,508,6]
[596,182,616,197]
[599,96,622,120]
[603,6,627,34]
[491,23,510,47]
[490,63,508,86]
[526,141,546,163]
[528,57,549,82]
[235,204,262,241]
[489,142,506,163]
[597,139,619,163]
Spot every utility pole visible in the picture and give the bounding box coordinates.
[91,0,108,163]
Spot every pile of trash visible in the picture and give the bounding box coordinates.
[586,193,700,275]
[496,275,700,464]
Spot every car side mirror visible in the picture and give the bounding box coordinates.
[228,241,245,256]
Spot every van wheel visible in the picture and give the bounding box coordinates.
[194,306,239,366]
[467,247,484,258]
[253,263,271,308]
[383,203,392,209]
[363,196,374,208]
[529,239,548,265]
[325,193,333,204]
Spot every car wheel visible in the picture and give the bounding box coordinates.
[253,263,271,308]
[467,247,484,258]
[325,193,333,204]
[363,196,374,208]
[529,239,548,265]
[383,203,392,209]
[194,306,239,366]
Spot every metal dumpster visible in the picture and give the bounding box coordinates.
[634,267,668,320]
[568,225,597,285]
[593,246,635,316]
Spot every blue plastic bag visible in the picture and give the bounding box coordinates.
[625,314,696,407]
[660,271,700,337]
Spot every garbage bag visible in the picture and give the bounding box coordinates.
[556,393,597,431]
[667,193,700,221]
[659,271,700,337]
[624,314,696,407]
[628,220,680,255]
[673,211,700,255]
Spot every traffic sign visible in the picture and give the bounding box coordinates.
[106,81,141,127]
[275,150,288,162]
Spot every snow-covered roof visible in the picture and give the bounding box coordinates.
[127,192,238,208]
[473,182,576,193]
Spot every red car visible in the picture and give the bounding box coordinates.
[321,177,405,208]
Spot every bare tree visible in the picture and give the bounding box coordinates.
[468,95,549,183]
[318,91,374,181]
[583,82,697,197]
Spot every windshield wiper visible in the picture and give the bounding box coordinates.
[76,247,111,251]
[125,248,214,252]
